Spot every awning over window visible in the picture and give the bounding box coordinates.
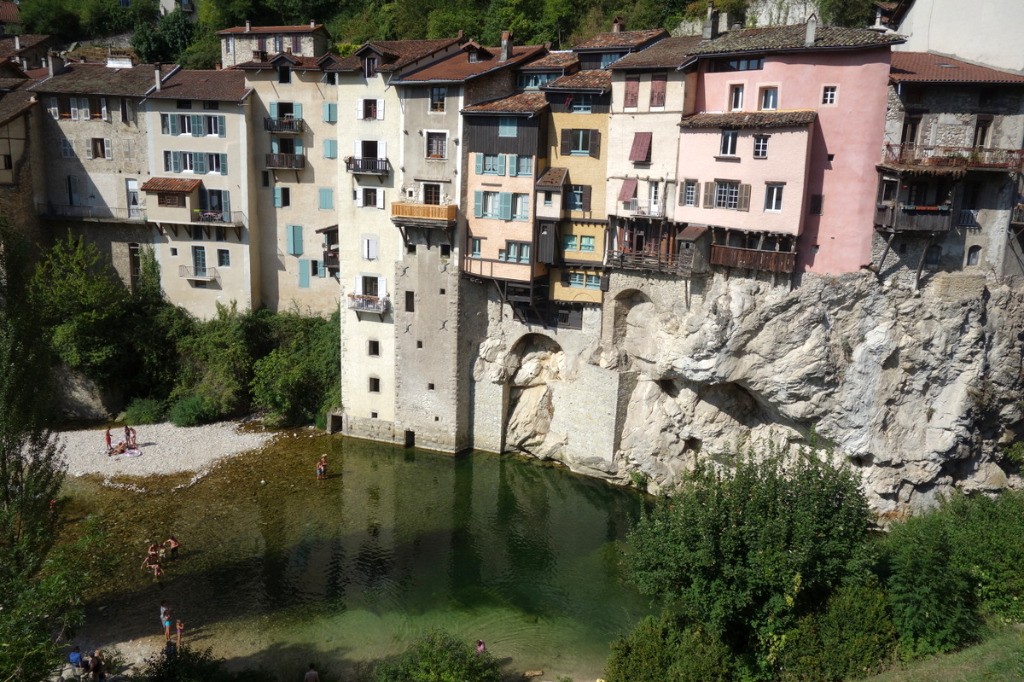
[628,132,652,162]
[140,178,202,194]
[617,177,638,202]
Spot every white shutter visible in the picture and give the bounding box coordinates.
[353,140,361,159]
[354,276,363,294]
[85,141,93,159]
[100,97,108,121]
[369,238,378,260]
[48,97,58,119]
[355,189,364,207]
[376,99,385,120]
[376,189,385,209]
[356,99,363,119]
[70,98,79,121]
[378,140,386,159]
[378,276,387,297]
[104,139,113,159]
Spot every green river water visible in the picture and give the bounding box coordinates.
[65,431,652,680]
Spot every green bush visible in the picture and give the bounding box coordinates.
[606,613,686,682]
[883,511,978,658]
[372,630,503,682]
[138,645,275,681]
[667,626,735,682]
[168,396,217,427]
[124,398,165,425]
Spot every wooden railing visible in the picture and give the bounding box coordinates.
[347,293,389,314]
[389,202,457,223]
[323,249,339,270]
[883,143,1024,170]
[874,204,953,232]
[710,245,796,273]
[264,117,305,134]
[607,250,689,274]
[265,153,305,169]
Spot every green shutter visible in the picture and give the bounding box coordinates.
[294,103,303,120]
[298,259,310,288]
[473,190,483,218]
[171,151,182,173]
[324,139,337,158]
[269,102,278,119]
[169,115,180,135]
[220,153,228,175]
[499,192,512,220]
[294,138,304,155]
[218,115,226,138]
[318,260,326,278]
[508,154,518,177]
[319,188,333,209]
[475,153,483,175]
[496,155,506,176]
[195,153,206,174]
[191,114,203,137]
[289,225,303,256]
[274,187,283,208]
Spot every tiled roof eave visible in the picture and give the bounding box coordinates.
[683,40,904,66]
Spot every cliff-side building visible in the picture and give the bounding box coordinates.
[217,22,330,69]
[0,63,43,242]
[873,51,1024,285]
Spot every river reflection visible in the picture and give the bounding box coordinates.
[70,434,651,680]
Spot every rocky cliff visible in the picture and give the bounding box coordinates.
[484,272,1024,519]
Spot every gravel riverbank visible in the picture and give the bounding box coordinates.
[57,421,275,478]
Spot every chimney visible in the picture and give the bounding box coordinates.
[47,54,64,77]
[805,14,818,47]
[245,19,251,32]
[13,35,19,51]
[154,64,162,91]
[310,19,315,28]
[703,4,719,40]
[499,31,512,62]
[612,16,625,32]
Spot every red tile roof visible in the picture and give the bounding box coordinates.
[890,51,1024,84]
[0,80,36,127]
[394,45,547,83]
[141,177,202,193]
[29,62,175,97]
[462,90,548,115]
[611,35,704,70]
[573,28,668,51]
[535,167,568,188]
[148,69,251,102]
[684,24,903,58]
[0,34,54,61]
[679,225,708,241]
[543,69,610,92]
[336,38,464,74]
[232,53,325,70]
[0,1,20,24]
[217,24,326,35]
[679,110,817,129]
[521,51,578,70]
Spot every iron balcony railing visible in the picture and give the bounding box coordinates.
[345,157,391,175]
[265,153,306,169]
[178,265,219,281]
[620,199,665,217]
[191,209,246,225]
[264,117,305,134]
[883,143,1024,171]
[36,202,145,222]
[957,208,980,228]
[347,293,389,314]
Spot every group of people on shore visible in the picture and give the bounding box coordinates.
[140,536,180,580]
[105,425,139,456]
[160,600,185,647]
[67,646,106,680]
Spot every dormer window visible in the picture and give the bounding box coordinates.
[364,57,379,77]
[278,66,291,84]
[468,51,480,63]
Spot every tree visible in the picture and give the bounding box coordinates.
[0,225,93,681]
[624,448,870,670]
[372,630,504,682]
[818,0,874,27]
[133,9,196,63]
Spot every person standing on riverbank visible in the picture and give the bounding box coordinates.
[316,454,327,480]
[304,663,320,681]
[104,428,112,452]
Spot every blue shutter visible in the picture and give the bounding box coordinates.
[220,153,228,175]
[475,153,483,175]
[293,103,303,120]
[195,153,206,174]
[294,138,304,154]
[169,115,179,135]
[298,259,310,288]
[323,102,337,122]
[499,192,512,220]
[274,187,283,208]
[319,188,333,209]
[473,190,483,218]
[496,155,506,176]
[288,225,304,256]
[508,154,518,176]
[191,114,203,137]
[171,151,182,173]
[218,115,226,138]
[324,139,337,158]
[317,260,326,278]
[269,102,278,119]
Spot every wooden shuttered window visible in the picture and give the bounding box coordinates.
[738,183,751,211]
[581,185,592,211]
[650,74,667,107]
[560,129,571,156]
[702,181,714,208]
[624,76,640,108]
[589,129,600,158]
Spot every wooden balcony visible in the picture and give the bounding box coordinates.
[882,143,1024,171]
[345,157,391,175]
[874,203,954,233]
[710,244,796,273]
[1012,205,1024,225]
[390,202,457,227]
[323,248,339,271]
[36,202,145,223]
[264,117,305,134]
[179,265,219,281]
[347,293,389,314]
[265,153,305,170]
[608,250,688,274]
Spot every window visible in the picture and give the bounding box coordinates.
[585,273,601,289]
[822,85,837,105]
[362,237,378,260]
[158,193,185,207]
[274,186,291,208]
[543,191,552,206]
[429,87,446,112]
[405,291,415,312]
[368,340,380,356]
[322,72,338,85]
[361,187,378,207]
[361,275,379,297]
[262,171,270,188]
[600,52,624,68]
[569,272,584,287]
[513,193,529,220]
[720,130,738,156]
[180,152,195,171]
[278,66,291,84]
[571,94,593,113]
[753,135,769,159]
[580,235,595,252]
[710,57,764,71]
[61,139,74,158]
[568,184,591,211]
[323,139,338,159]
[319,188,334,210]
[426,132,447,159]
[563,128,599,156]
[967,245,981,266]
[423,183,441,205]
[323,102,338,122]
[760,87,778,110]
[715,181,740,209]
[226,36,234,54]
[203,101,219,110]
[498,117,517,137]
[764,183,784,212]
[974,115,992,148]
[624,75,640,108]
[682,179,698,206]
[729,84,744,111]
[364,57,379,77]
[471,238,481,257]
[480,153,503,174]
[479,191,500,218]
[176,100,192,109]
[500,241,531,263]
[516,156,532,176]
[204,115,223,136]
[518,72,557,89]
[217,249,230,267]
[562,235,578,251]
[650,73,667,107]
[286,225,303,255]
[629,132,652,163]
[362,98,378,119]
[809,194,824,215]
[88,138,112,160]
[368,377,380,393]
[207,153,222,174]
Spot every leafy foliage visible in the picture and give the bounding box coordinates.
[372,630,503,682]
[625,449,870,669]
[606,612,733,682]
[124,397,166,424]
[168,395,218,427]
[137,645,276,681]
[133,9,196,63]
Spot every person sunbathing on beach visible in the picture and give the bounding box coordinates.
[164,536,180,560]
[108,441,128,456]
[142,554,164,579]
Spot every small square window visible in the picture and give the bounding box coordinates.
[369,377,380,393]
[370,411,378,419]
[368,340,380,356]
[428,383,435,390]
[822,85,837,105]
[440,244,451,258]
[407,243,416,254]
[417,340,423,349]
[217,249,230,266]
[170,247,178,256]
[439,288,446,295]
[759,87,778,110]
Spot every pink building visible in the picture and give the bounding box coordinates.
[677,20,902,275]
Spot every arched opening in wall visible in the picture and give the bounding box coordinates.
[612,288,652,348]
[924,244,942,271]
[502,333,565,456]
[966,245,982,266]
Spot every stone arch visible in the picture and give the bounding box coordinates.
[612,288,653,347]
[502,333,566,456]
